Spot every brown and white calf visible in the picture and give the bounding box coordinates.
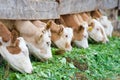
[32,20,73,51]
[60,14,89,48]
[91,10,113,37]
[15,20,52,61]
[0,22,33,73]
[80,12,109,43]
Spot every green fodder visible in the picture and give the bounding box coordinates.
[0,37,120,80]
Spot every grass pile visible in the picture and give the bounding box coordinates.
[0,37,120,80]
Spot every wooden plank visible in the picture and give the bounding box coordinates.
[59,0,118,15]
[0,0,59,20]
[0,0,118,19]
[98,0,118,10]
[59,0,97,15]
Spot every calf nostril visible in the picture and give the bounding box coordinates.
[46,42,50,46]
[84,35,86,38]
[106,40,109,43]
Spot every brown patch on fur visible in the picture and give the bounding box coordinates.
[55,19,63,25]
[0,22,11,42]
[89,22,95,28]
[7,40,21,54]
[0,42,2,46]
[61,14,80,30]
[73,25,85,41]
[51,31,62,42]
[32,20,46,29]
[11,29,19,44]
[76,14,84,23]
[50,21,64,41]
[80,13,92,25]
[91,10,102,19]
[46,20,52,30]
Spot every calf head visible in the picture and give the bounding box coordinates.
[88,19,109,43]
[91,10,113,37]
[33,21,52,60]
[49,20,73,51]
[73,23,89,48]
[0,22,33,73]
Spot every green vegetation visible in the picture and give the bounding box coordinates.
[0,37,120,80]
[118,16,120,20]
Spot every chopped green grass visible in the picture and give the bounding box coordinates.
[0,37,120,80]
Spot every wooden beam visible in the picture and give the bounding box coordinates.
[59,0,118,15]
[0,0,59,20]
[98,0,118,9]
[0,0,118,19]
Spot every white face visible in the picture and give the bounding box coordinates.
[88,19,109,43]
[54,27,73,51]
[17,37,33,73]
[74,22,89,48]
[98,16,113,37]
[38,29,51,48]
[37,29,52,59]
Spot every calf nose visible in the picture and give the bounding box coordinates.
[46,42,51,46]
[29,69,33,74]
[102,38,109,43]
[26,68,33,74]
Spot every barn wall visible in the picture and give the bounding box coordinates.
[0,0,59,20]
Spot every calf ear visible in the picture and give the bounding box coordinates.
[88,22,94,32]
[11,29,19,44]
[78,25,84,31]
[58,25,64,35]
[89,22,95,28]
[46,20,53,30]
[0,22,11,42]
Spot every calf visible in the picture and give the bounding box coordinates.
[61,14,89,48]
[15,20,52,61]
[0,22,33,73]
[91,10,113,37]
[32,20,73,51]
[80,13,109,43]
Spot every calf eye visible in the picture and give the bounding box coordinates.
[42,30,45,33]
[49,36,51,38]
[96,28,99,31]
[65,35,68,38]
